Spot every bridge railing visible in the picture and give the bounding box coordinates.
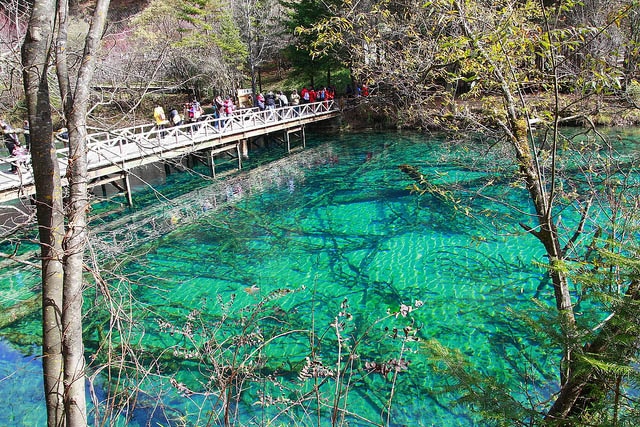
[1,100,337,175]
[94,101,333,144]
[81,100,336,168]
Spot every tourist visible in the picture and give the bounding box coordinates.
[22,120,30,150]
[327,86,336,103]
[308,87,317,104]
[55,127,69,147]
[265,91,277,121]
[290,89,300,115]
[256,93,266,110]
[317,86,327,108]
[277,91,289,108]
[168,108,183,126]
[317,87,326,102]
[215,95,224,112]
[189,98,204,121]
[188,98,204,131]
[290,89,300,106]
[222,96,235,123]
[210,102,221,129]
[11,143,28,171]
[265,91,276,110]
[153,104,168,138]
[301,87,310,104]
[1,120,22,174]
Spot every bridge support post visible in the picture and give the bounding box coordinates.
[123,172,133,207]
[286,131,291,153]
[208,150,216,178]
[302,125,306,148]
[240,139,248,159]
[285,126,306,153]
[236,143,242,170]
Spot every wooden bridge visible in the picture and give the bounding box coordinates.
[0,101,340,204]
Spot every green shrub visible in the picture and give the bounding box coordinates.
[626,80,640,105]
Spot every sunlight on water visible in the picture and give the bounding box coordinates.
[3,130,611,425]
[111,132,555,425]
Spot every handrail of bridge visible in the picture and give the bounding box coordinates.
[0,100,337,173]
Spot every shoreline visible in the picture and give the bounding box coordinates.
[339,93,640,131]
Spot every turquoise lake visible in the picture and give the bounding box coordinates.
[3,129,635,426]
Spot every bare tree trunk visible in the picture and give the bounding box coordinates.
[56,0,71,113]
[57,0,111,424]
[22,1,111,425]
[21,1,65,426]
[451,1,640,422]
[453,0,577,316]
[452,0,585,419]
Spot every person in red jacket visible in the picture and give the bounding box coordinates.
[300,87,309,104]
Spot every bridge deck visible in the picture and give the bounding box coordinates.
[0,101,339,203]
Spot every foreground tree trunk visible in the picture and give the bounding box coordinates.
[453,0,579,351]
[22,1,111,425]
[21,2,65,425]
[58,1,110,423]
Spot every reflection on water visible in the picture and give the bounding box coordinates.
[2,130,635,425]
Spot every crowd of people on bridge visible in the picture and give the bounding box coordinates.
[153,96,237,135]
[1,116,73,175]
[146,81,376,141]
[252,86,336,112]
[151,86,339,135]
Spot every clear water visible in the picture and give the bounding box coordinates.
[3,130,634,426]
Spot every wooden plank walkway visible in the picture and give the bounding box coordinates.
[0,101,339,203]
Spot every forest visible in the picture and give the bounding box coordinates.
[2,0,640,128]
[2,0,640,426]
